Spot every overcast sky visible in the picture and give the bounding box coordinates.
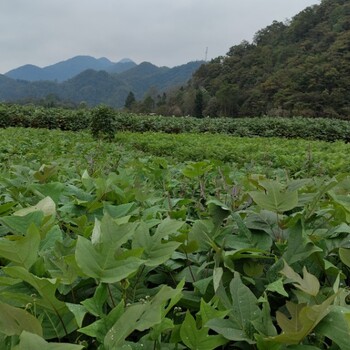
[1,0,320,73]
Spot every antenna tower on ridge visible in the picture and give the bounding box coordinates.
[205,47,208,62]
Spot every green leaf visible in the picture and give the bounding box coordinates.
[207,199,230,228]
[339,248,350,268]
[13,331,83,349]
[76,235,143,283]
[250,180,298,213]
[104,281,184,348]
[266,278,289,297]
[267,295,335,344]
[198,299,228,326]
[229,272,261,331]
[180,311,227,350]
[132,219,183,267]
[14,196,56,217]
[213,267,223,292]
[0,224,40,269]
[188,220,217,251]
[79,301,124,343]
[76,215,143,283]
[181,161,213,178]
[0,302,43,336]
[316,306,350,350]
[81,283,108,317]
[206,318,250,342]
[3,266,77,339]
[283,223,322,265]
[280,261,320,296]
[0,211,44,235]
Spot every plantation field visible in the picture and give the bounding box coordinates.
[1,127,350,349]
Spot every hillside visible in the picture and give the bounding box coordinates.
[5,56,136,82]
[167,0,350,118]
[0,61,203,107]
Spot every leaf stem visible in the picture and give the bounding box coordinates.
[107,283,116,308]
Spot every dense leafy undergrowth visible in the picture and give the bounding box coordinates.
[1,128,350,349]
[2,103,350,142]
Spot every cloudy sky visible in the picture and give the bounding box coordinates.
[1,0,320,73]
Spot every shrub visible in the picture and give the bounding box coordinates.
[90,105,116,141]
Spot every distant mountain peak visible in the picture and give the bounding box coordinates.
[5,56,137,82]
[118,58,135,64]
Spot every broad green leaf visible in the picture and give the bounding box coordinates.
[104,281,184,348]
[266,278,289,297]
[132,219,183,267]
[0,302,43,336]
[209,273,261,343]
[31,182,66,204]
[283,223,322,265]
[207,199,230,228]
[198,299,228,326]
[188,220,217,251]
[14,196,56,217]
[0,211,43,235]
[3,266,77,339]
[79,301,124,343]
[76,235,143,283]
[316,306,350,350]
[339,248,350,268]
[180,311,227,350]
[229,272,261,332]
[206,318,250,342]
[81,283,108,317]
[230,212,273,251]
[250,180,298,213]
[0,224,40,269]
[252,296,277,337]
[76,215,143,283]
[181,161,213,178]
[13,331,83,350]
[267,295,335,344]
[280,261,319,296]
[66,303,87,328]
[213,267,223,292]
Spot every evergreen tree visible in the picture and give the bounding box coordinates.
[124,91,136,109]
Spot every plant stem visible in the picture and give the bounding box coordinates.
[107,283,116,308]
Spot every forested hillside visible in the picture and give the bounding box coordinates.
[0,61,203,108]
[166,0,350,118]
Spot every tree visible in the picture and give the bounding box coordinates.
[124,91,136,109]
[194,90,204,118]
[90,105,116,141]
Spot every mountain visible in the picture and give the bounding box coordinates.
[106,58,137,74]
[0,61,204,107]
[5,56,136,82]
[165,0,350,118]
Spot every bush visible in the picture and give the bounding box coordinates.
[90,105,116,141]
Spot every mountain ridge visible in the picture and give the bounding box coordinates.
[5,56,137,82]
[0,60,204,107]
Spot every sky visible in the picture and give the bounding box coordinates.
[0,0,320,74]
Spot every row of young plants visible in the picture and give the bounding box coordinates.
[2,103,350,142]
[1,127,350,178]
[1,128,350,348]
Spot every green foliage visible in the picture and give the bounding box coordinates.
[0,127,350,348]
[3,104,350,143]
[90,105,116,141]
[170,0,350,118]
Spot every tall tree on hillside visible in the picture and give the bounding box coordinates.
[194,90,204,117]
[124,91,136,109]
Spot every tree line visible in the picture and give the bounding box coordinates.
[125,0,350,118]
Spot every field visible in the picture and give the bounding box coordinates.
[1,126,350,349]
